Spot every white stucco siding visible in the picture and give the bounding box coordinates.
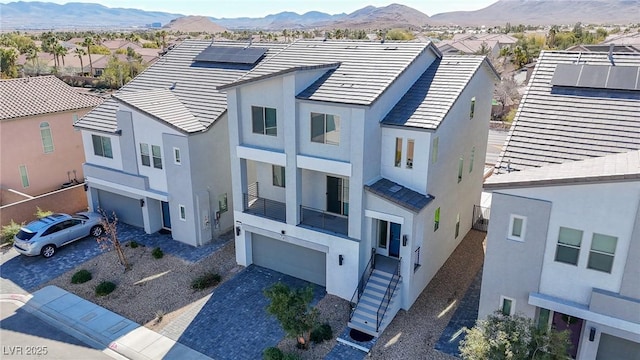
[122,104,183,193]
[81,130,123,170]
[237,77,285,151]
[254,160,286,203]
[503,182,639,305]
[380,127,431,193]
[297,102,354,163]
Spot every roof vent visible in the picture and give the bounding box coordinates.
[389,185,402,193]
[169,82,177,90]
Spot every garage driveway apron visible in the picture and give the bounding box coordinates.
[1,224,230,292]
[161,265,325,360]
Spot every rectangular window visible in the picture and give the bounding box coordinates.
[179,205,186,221]
[252,106,277,136]
[173,147,181,165]
[431,137,439,164]
[469,147,475,173]
[272,165,285,187]
[537,308,551,331]
[455,213,460,238]
[40,122,54,153]
[470,97,476,119]
[151,145,162,169]
[457,157,464,183]
[395,138,402,167]
[92,135,113,158]
[18,165,29,188]
[377,220,388,249]
[310,112,340,145]
[555,226,583,265]
[500,296,514,316]
[587,233,617,273]
[434,207,440,231]
[218,193,228,213]
[508,215,526,241]
[406,139,414,169]
[140,143,150,166]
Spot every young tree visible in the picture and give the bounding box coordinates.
[82,37,94,75]
[264,282,318,349]
[0,48,19,78]
[460,312,570,360]
[96,210,130,271]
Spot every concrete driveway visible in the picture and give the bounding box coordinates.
[161,265,326,360]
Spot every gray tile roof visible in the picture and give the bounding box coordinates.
[365,178,433,213]
[75,40,287,133]
[114,89,204,133]
[381,55,489,129]
[485,150,640,189]
[495,51,640,174]
[0,75,103,120]
[220,40,440,106]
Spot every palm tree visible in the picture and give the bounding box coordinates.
[54,44,67,67]
[156,30,168,51]
[75,48,86,75]
[82,37,94,75]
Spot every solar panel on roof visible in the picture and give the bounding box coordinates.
[606,66,640,91]
[194,46,267,65]
[577,65,610,88]
[550,63,581,87]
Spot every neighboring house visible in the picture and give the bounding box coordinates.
[479,51,640,359]
[74,40,286,247]
[438,39,500,57]
[220,40,498,336]
[0,75,103,201]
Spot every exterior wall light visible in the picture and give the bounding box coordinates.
[339,254,344,266]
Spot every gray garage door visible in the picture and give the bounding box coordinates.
[97,190,144,228]
[596,333,640,360]
[252,234,326,286]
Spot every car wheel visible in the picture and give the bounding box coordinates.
[90,225,104,237]
[41,244,56,258]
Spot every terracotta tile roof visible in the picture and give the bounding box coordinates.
[0,75,103,120]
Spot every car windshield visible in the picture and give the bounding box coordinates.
[16,230,36,241]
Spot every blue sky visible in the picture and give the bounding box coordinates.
[6,1,498,17]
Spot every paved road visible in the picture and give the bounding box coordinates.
[486,129,509,166]
[0,301,113,360]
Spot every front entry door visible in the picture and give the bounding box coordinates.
[377,219,401,258]
[161,201,171,229]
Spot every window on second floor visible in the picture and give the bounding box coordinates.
[457,157,464,183]
[40,122,54,153]
[252,106,277,136]
[173,147,181,165]
[587,233,617,273]
[140,143,150,166]
[555,226,583,266]
[311,113,340,145]
[432,137,439,164]
[92,135,113,159]
[395,138,402,167]
[272,165,285,187]
[151,145,162,169]
[18,165,29,188]
[406,139,414,169]
[508,215,526,241]
[470,97,476,119]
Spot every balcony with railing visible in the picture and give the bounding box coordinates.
[299,205,348,237]
[243,182,286,223]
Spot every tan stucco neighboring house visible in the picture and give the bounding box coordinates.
[0,75,103,202]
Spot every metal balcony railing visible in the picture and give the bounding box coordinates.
[243,193,286,223]
[299,205,348,236]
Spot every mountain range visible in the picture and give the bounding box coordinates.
[0,0,638,30]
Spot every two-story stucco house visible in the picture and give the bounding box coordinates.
[219,40,498,336]
[1,75,103,204]
[74,40,285,246]
[480,51,640,359]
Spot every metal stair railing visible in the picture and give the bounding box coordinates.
[349,249,376,320]
[376,257,401,331]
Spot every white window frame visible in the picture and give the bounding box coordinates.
[406,139,414,169]
[310,112,340,145]
[500,295,515,316]
[140,143,150,167]
[92,134,113,159]
[40,122,54,153]
[272,165,285,188]
[173,147,181,165]
[251,106,277,136]
[587,233,617,273]
[179,204,186,221]
[394,138,403,167]
[18,165,29,188]
[151,145,162,169]
[507,214,526,242]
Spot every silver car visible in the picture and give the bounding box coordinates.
[13,212,104,258]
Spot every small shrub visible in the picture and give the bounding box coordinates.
[151,247,163,259]
[35,207,53,219]
[129,241,139,248]
[95,281,116,296]
[1,220,23,244]
[310,323,333,343]
[283,353,301,360]
[262,347,283,360]
[71,269,92,284]
[191,272,222,290]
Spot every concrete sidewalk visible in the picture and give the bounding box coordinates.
[1,286,212,360]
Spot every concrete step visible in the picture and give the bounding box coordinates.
[348,318,379,337]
